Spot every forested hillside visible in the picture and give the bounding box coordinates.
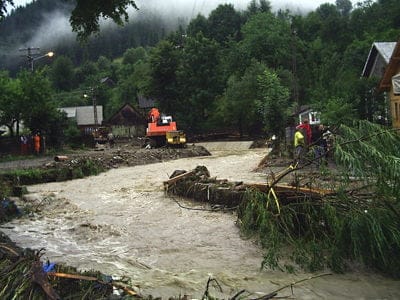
[1,0,400,143]
[0,0,173,71]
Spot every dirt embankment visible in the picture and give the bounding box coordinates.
[0,144,212,172]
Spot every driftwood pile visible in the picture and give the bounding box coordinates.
[164,166,245,207]
[164,165,334,207]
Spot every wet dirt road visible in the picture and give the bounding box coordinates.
[2,143,400,299]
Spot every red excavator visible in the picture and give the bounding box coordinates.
[145,108,186,148]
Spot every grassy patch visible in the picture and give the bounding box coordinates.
[0,158,105,185]
[238,189,400,277]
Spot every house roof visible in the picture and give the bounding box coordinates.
[379,39,400,91]
[361,42,396,78]
[59,107,76,118]
[106,103,146,126]
[59,106,103,126]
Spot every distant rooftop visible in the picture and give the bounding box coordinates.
[362,42,396,78]
[59,106,103,126]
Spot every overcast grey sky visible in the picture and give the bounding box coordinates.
[10,0,360,13]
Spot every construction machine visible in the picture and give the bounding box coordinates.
[92,126,109,145]
[145,108,186,148]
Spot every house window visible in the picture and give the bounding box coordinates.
[310,112,320,123]
[395,102,400,121]
[392,73,400,95]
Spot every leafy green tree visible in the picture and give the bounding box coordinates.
[350,0,400,39]
[122,47,147,65]
[256,69,289,137]
[1,0,139,41]
[317,4,350,49]
[240,12,292,69]
[96,55,111,72]
[245,0,272,17]
[317,96,357,126]
[176,33,224,132]
[216,61,266,136]
[333,120,400,276]
[187,14,209,37]
[18,70,61,136]
[69,0,138,41]
[50,55,75,91]
[109,60,151,116]
[207,4,243,45]
[74,61,99,87]
[0,71,23,136]
[148,40,180,114]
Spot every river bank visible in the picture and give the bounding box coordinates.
[2,143,400,299]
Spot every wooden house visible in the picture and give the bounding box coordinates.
[59,105,104,135]
[105,103,147,138]
[378,40,400,129]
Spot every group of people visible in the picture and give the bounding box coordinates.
[20,133,42,155]
[294,119,330,167]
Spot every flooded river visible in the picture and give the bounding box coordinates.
[2,142,400,299]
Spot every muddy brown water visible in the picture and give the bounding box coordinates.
[2,142,400,299]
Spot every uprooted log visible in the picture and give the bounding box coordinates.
[164,166,246,207]
[163,165,335,208]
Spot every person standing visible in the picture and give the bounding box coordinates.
[294,126,305,165]
[20,135,28,155]
[33,133,41,155]
[297,119,312,146]
[107,132,115,148]
[312,124,326,168]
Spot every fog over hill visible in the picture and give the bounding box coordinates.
[15,0,341,50]
[2,0,356,71]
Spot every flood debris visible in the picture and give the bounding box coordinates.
[54,155,68,162]
[164,166,246,208]
[0,234,141,299]
[164,165,334,208]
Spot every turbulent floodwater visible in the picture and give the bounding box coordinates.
[2,143,400,299]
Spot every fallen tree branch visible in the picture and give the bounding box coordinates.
[252,273,332,300]
[47,272,140,296]
[202,277,223,300]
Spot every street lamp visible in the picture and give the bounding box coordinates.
[29,51,54,72]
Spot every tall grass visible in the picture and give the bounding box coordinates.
[238,121,400,277]
[238,189,400,276]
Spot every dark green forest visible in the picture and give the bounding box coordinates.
[1,0,400,143]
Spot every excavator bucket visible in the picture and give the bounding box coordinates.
[166,130,186,146]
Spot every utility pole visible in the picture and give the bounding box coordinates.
[19,47,40,71]
[92,89,98,127]
[19,47,54,71]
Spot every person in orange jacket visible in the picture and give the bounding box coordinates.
[33,133,41,155]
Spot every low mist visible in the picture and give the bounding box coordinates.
[12,0,337,66]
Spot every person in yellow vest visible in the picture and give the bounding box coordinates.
[294,125,305,164]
